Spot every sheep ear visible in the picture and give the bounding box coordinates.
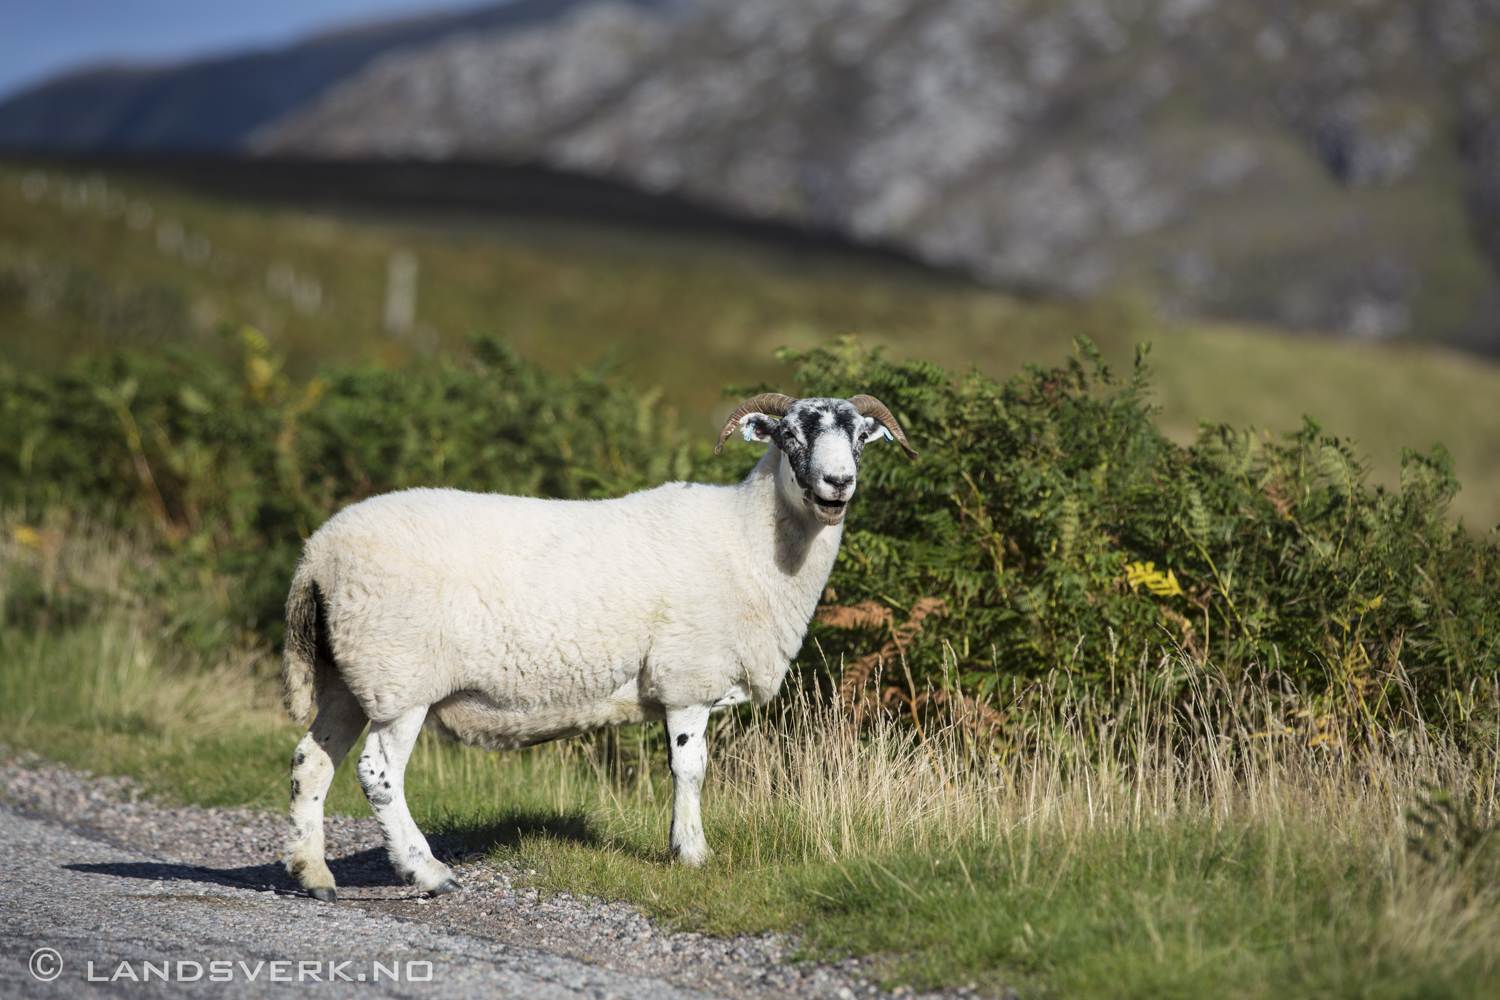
[859,417,893,444]
[740,413,777,444]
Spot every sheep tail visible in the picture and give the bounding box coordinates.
[282,560,322,727]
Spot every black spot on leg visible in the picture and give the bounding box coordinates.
[294,750,306,767]
[357,759,393,806]
[290,779,301,799]
[676,733,690,747]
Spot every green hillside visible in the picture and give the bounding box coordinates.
[3,160,1498,530]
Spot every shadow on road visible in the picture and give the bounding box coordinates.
[63,806,617,894]
[65,846,396,894]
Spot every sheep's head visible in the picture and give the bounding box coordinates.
[715,393,918,526]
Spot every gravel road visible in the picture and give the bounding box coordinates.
[0,752,973,999]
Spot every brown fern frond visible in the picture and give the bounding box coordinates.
[815,601,895,630]
[822,597,951,726]
[892,597,949,650]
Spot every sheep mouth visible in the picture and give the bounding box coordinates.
[811,497,847,526]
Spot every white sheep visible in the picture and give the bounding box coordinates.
[280,393,916,900]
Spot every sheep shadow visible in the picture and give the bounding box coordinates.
[64,846,399,895]
[424,805,606,856]
[63,807,613,895]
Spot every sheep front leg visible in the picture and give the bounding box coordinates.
[286,685,367,902]
[356,706,462,896]
[665,704,713,866]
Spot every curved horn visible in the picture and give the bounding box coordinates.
[715,393,798,454]
[849,394,919,459]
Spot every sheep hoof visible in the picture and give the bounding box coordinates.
[429,878,462,897]
[308,887,337,903]
[673,844,713,867]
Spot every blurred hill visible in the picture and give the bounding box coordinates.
[5,1,1500,355]
[0,0,623,152]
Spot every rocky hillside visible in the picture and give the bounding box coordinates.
[255,0,1500,351]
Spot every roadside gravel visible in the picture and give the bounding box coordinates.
[1,751,991,999]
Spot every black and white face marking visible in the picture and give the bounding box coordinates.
[740,398,892,526]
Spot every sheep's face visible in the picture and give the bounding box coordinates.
[740,398,892,527]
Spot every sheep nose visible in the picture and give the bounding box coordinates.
[822,473,853,492]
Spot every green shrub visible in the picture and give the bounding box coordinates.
[0,331,724,643]
[787,337,1500,731]
[3,333,1495,730]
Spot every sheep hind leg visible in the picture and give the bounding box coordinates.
[356,705,461,896]
[666,704,713,866]
[286,684,367,903]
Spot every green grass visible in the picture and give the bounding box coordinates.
[4,161,1500,529]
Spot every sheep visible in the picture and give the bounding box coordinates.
[279,393,917,901]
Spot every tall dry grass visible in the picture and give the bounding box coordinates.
[1,514,272,724]
[571,647,1499,869]
[0,514,290,802]
[528,652,1500,995]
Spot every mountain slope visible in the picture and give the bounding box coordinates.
[256,0,1500,352]
[0,0,616,152]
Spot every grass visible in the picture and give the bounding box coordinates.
[0,519,290,805]
[3,521,1498,998]
[3,160,1500,529]
[505,677,1500,998]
